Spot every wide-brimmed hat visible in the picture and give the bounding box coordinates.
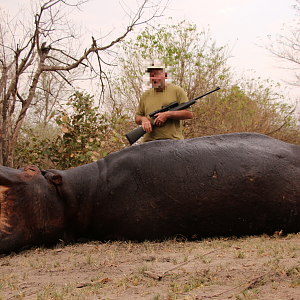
[146,60,165,72]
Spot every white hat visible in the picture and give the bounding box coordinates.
[146,59,165,72]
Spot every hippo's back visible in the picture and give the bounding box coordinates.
[95,133,300,240]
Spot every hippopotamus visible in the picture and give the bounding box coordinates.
[1,132,300,253]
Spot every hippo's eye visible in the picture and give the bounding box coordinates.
[24,165,39,173]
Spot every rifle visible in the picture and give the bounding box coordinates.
[126,86,220,145]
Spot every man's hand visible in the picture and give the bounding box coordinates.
[142,117,152,133]
[153,112,168,127]
[135,116,152,133]
[136,110,193,132]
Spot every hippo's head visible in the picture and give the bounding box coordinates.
[0,165,65,253]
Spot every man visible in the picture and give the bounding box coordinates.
[135,61,193,143]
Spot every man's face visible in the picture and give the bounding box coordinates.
[149,69,167,91]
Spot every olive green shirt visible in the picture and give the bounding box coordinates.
[136,84,189,143]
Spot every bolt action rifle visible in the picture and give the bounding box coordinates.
[125,86,220,145]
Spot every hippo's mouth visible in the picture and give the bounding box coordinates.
[0,186,12,236]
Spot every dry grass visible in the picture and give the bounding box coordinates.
[0,233,299,299]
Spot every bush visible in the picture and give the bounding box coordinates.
[183,83,300,145]
[15,91,131,169]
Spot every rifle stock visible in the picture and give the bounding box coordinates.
[126,87,220,145]
[126,126,147,145]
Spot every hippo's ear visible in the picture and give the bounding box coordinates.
[42,170,63,185]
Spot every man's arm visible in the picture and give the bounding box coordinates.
[135,115,153,133]
[153,110,193,127]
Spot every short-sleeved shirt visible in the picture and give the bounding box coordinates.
[136,84,189,142]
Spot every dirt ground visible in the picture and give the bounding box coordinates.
[0,233,299,300]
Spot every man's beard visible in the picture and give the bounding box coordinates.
[152,80,165,90]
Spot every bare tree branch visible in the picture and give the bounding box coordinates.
[260,0,300,87]
[0,0,169,167]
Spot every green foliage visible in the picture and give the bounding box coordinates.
[15,91,130,169]
[52,91,111,169]
[14,123,60,170]
[137,20,230,91]
[14,136,54,170]
[114,19,231,108]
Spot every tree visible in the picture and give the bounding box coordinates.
[112,20,231,113]
[0,0,167,167]
[28,72,70,128]
[262,0,300,87]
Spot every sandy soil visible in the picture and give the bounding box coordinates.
[0,233,299,300]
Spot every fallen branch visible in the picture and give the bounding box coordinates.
[196,270,272,299]
[144,248,221,281]
[76,277,111,288]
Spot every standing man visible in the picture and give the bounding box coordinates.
[135,60,193,143]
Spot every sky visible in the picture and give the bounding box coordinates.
[1,0,299,99]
